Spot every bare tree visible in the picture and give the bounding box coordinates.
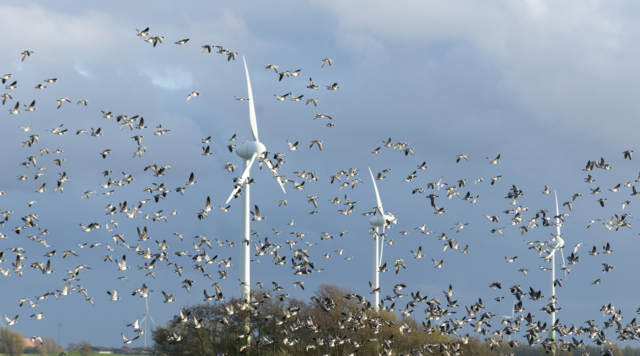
[39,344,48,356]
[41,336,64,354]
[0,326,26,356]
[80,341,93,356]
[67,342,80,353]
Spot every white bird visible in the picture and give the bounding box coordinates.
[21,50,34,62]
[487,154,501,164]
[251,205,266,221]
[286,139,299,151]
[187,92,200,102]
[30,313,44,320]
[307,78,319,90]
[4,315,18,325]
[162,291,176,302]
[136,27,150,36]
[56,98,71,109]
[107,290,121,301]
[1,93,12,105]
[310,140,323,151]
[274,93,289,101]
[201,45,217,53]
[290,93,304,101]
[321,58,333,68]
[9,102,20,114]
[313,114,332,120]
[121,333,139,344]
[265,64,278,73]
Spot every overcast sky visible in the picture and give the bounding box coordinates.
[2,0,640,348]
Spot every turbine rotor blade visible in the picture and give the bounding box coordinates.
[554,191,566,280]
[148,314,156,326]
[225,153,258,205]
[560,248,567,280]
[368,167,384,217]
[379,225,385,267]
[554,191,561,236]
[243,56,259,142]
[264,159,286,194]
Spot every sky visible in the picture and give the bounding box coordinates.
[1,0,640,348]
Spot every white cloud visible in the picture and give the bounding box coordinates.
[74,65,91,78]
[139,65,194,90]
[0,4,119,56]
[523,0,548,17]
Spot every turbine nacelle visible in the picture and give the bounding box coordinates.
[236,141,265,160]
[369,214,387,227]
[546,236,564,250]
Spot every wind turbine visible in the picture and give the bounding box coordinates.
[367,167,392,310]
[502,299,516,341]
[56,312,65,346]
[141,298,155,349]
[224,56,286,304]
[57,321,64,346]
[545,191,565,342]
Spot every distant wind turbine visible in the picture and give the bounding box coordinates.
[502,298,516,341]
[141,298,155,348]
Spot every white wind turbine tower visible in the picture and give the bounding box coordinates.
[141,298,155,349]
[224,56,286,304]
[367,167,392,310]
[545,191,566,342]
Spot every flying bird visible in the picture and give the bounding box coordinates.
[187,92,200,102]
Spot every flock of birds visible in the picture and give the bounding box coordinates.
[1,26,639,356]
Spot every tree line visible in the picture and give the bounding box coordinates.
[150,283,640,356]
[0,326,67,356]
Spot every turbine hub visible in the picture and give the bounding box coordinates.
[236,141,266,160]
[546,236,564,249]
[369,214,386,227]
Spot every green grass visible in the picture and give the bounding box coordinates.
[0,354,145,356]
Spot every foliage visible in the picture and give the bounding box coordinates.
[3,336,62,355]
[0,327,25,356]
[66,341,91,356]
[150,283,640,356]
[152,283,447,356]
[40,337,64,354]
[79,341,92,356]
[67,343,80,353]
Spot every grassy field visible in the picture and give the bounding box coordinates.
[0,354,145,356]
